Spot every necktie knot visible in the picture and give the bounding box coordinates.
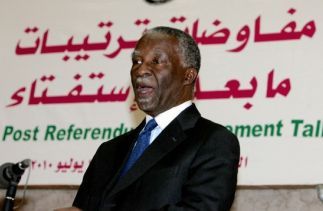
[143,119,157,133]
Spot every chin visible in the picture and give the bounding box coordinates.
[136,95,152,106]
[138,103,154,113]
[137,101,157,114]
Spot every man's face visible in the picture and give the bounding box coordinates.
[130,34,188,117]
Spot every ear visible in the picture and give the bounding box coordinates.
[183,68,198,85]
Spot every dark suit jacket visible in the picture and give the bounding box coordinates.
[73,104,240,211]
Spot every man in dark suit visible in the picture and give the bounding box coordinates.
[59,26,240,211]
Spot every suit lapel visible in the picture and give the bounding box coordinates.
[107,104,201,197]
[101,121,145,196]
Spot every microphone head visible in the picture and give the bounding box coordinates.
[11,159,31,176]
[19,159,31,169]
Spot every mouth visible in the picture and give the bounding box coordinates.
[136,83,154,97]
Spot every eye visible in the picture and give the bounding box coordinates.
[132,58,143,65]
[152,57,160,64]
[151,53,168,65]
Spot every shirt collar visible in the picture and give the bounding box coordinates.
[146,101,192,130]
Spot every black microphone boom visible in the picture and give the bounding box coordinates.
[0,159,31,188]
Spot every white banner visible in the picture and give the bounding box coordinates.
[0,0,322,185]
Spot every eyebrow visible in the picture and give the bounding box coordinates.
[131,48,167,60]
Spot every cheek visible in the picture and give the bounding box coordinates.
[130,69,136,83]
[156,70,175,88]
[156,79,180,105]
[161,73,182,92]
[156,77,172,97]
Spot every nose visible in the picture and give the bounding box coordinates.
[132,62,152,78]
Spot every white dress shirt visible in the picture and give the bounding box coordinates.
[145,100,192,144]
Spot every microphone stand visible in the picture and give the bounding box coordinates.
[3,173,22,211]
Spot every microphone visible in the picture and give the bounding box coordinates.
[0,159,31,188]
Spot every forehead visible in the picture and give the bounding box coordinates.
[132,33,179,57]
